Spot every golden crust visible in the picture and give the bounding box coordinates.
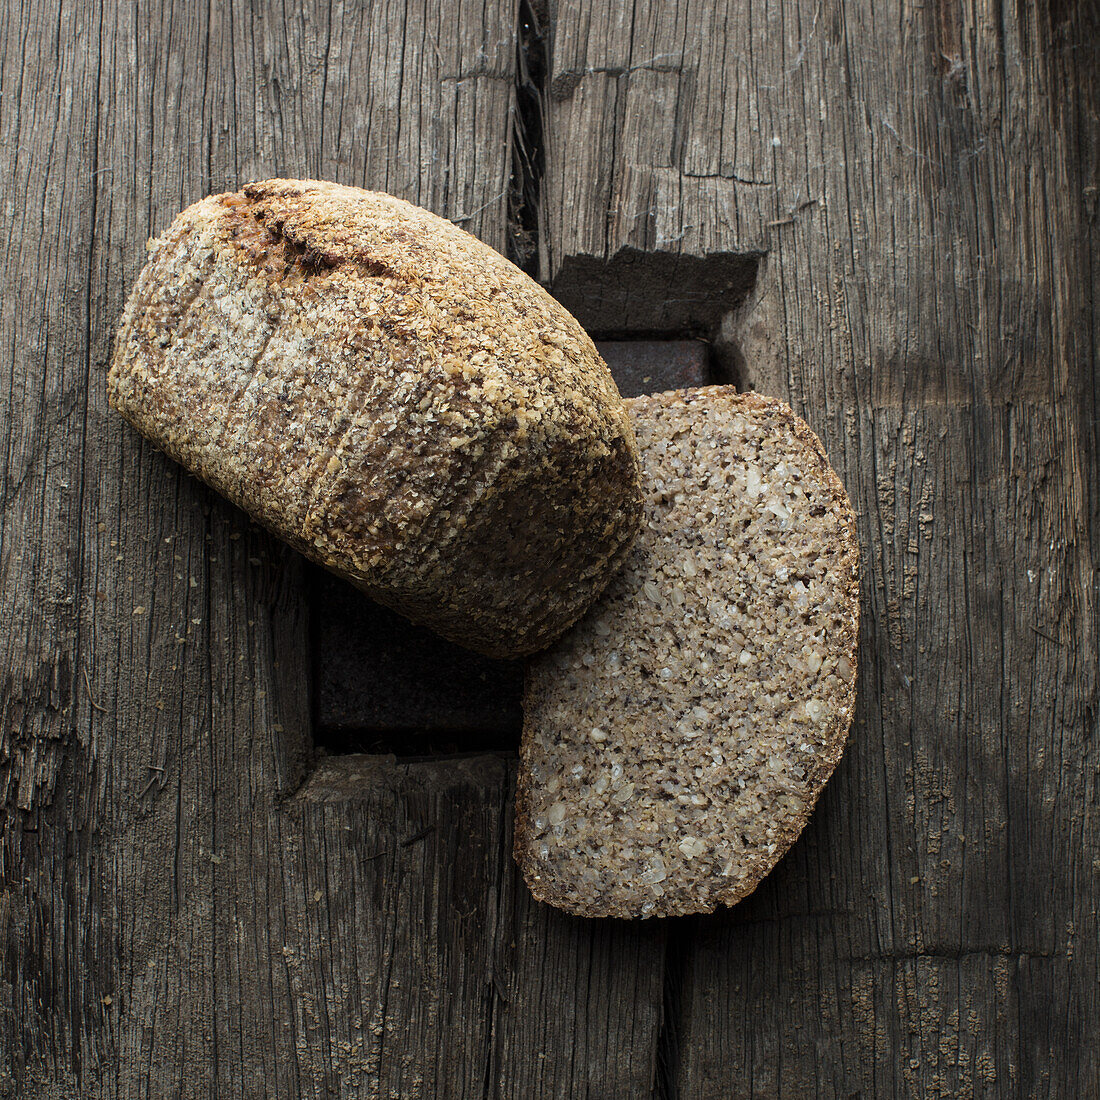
[108,180,642,657]
[515,387,860,918]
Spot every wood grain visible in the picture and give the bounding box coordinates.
[0,2,519,1096]
[542,0,1099,1094]
[2,0,1096,1095]
[0,3,675,1096]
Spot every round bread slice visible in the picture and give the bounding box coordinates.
[516,387,859,917]
[109,179,641,657]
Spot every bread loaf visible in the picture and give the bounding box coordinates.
[516,388,859,917]
[109,180,642,657]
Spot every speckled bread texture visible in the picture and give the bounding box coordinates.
[109,179,642,657]
[516,387,860,917]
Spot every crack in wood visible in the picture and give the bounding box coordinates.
[508,0,547,275]
[654,918,694,1100]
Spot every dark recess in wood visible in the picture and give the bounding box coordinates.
[654,916,695,1100]
[598,339,713,398]
[310,0,755,761]
[509,0,547,275]
[309,0,748,759]
[309,565,523,755]
[550,246,762,341]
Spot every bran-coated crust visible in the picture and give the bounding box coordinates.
[109,180,642,657]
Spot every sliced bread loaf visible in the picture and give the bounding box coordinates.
[109,179,641,658]
[516,387,859,917]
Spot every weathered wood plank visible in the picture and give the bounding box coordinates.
[284,755,512,1099]
[542,0,1099,1095]
[487,805,669,1100]
[5,0,1096,1094]
[539,1,770,334]
[0,1,521,1096]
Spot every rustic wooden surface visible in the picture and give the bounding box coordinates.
[1,1,1096,1098]
[541,0,1100,1095]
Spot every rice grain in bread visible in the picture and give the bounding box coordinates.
[109,179,642,657]
[516,387,859,917]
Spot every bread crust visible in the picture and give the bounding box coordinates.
[109,180,642,657]
[515,387,860,917]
